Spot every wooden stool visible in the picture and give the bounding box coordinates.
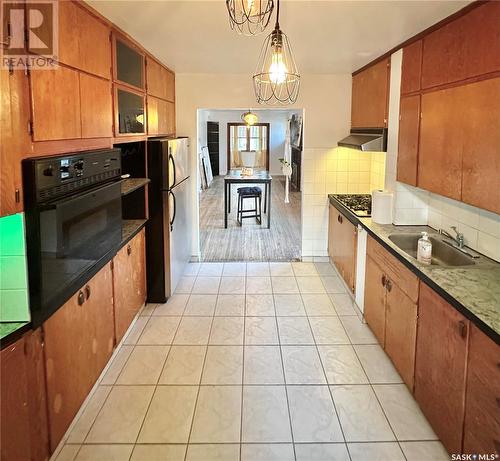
[237,187,262,226]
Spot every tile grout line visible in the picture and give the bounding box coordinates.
[182,272,220,461]
[300,273,353,461]
[272,274,298,461]
[239,269,247,461]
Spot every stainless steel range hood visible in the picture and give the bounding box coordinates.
[338,128,387,152]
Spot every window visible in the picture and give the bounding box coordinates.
[228,123,270,170]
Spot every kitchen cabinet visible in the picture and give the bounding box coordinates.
[0,330,49,461]
[463,324,500,455]
[80,73,112,138]
[1,337,31,461]
[328,206,357,293]
[421,2,500,90]
[30,66,82,141]
[364,235,419,389]
[418,85,465,201]
[0,67,30,217]
[146,57,166,99]
[43,263,114,450]
[363,254,387,345]
[396,95,420,187]
[165,100,176,135]
[147,96,173,136]
[57,1,111,79]
[400,40,422,95]
[351,58,390,128]
[460,77,500,214]
[415,282,469,454]
[115,36,145,90]
[115,86,146,135]
[113,229,146,343]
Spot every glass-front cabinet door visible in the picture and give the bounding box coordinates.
[115,37,145,90]
[116,87,145,134]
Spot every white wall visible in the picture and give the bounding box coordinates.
[198,109,298,176]
[176,73,352,258]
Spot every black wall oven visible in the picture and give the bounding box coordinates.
[23,149,122,326]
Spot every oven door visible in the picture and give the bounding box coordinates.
[34,181,122,322]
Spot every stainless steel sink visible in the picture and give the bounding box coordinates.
[387,233,476,267]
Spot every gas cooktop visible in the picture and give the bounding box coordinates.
[332,194,372,217]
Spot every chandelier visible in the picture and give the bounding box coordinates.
[226,0,274,36]
[241,110,259,125]
[252,0,300,105]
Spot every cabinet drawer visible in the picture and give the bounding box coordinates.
[367,235,419,303]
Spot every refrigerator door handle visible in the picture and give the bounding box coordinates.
[169,150,176,188]
[169,190,177,231]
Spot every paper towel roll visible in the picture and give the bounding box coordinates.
[372,190,394,224]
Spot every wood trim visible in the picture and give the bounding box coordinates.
[352,0,489,76]
[226,122,271,171]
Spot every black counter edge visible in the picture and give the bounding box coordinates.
[328,195,500,345]
[1,219,148,349]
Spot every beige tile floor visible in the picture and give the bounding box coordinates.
[53,261,450,461]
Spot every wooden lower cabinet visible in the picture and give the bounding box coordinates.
[463,324,500,455]
[385,282,417,390]
[328,206,357,293]
[113,229,147,343]
[0,329,50,461]
[363,254,386,345]
[43,263,115,450]
[415,282,469,454]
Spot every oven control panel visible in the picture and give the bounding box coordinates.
[24,148,122,204]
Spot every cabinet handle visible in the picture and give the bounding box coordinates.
[458,320,467,338]
[127,244,132,256]
[381,274,386,287]
[77,291,85,306]
[85,285,91,300]
[496,398,500,409]
[15,189,20,203]
[386,279,392,292]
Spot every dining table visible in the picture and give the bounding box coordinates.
[224,169,272,229]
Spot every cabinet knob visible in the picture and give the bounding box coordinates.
[386,279,392,292]
[127,244,132,256]
[458,320,467,338]
[85,285,91,300]
[381,275,386,287]
[77,291,85,306]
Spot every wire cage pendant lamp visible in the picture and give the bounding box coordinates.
[226,0,274,36]
[253,0,300,105]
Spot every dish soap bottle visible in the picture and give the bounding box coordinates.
[417,232,432,265]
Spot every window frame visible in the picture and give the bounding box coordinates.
[227,122,270,171]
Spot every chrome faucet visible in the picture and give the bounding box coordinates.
[439,226,465,248]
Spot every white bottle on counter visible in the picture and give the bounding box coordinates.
[417,232,432,265]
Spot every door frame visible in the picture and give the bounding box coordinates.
[227,122,270,171]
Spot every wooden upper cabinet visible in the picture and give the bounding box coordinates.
[401,40,422,95]
[351,58,390,128]
[114,36,145,90]
[30,67,81,141]
[146,57,165,98]
[418,85,465,201]
[461,77,500,214]
[462,2,500,80]
[415,282,469,454]
[0,68,30,217]
[43,263,114,450]
[0,337,31,461]
[165,70,175,102]
[57,1,111,79]
[422,2,500,90]
[113,230,146,343]
[80,73,112,138]
[463,324,500,455]
[397,95,420,187]
[165,100,176,135]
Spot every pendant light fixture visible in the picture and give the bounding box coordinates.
[241,110,259,125]
[253,0,300,105]
[226,0,274,36]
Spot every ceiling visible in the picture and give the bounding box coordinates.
[87,0,470,74]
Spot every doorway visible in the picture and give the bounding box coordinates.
[227,123,270,170]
